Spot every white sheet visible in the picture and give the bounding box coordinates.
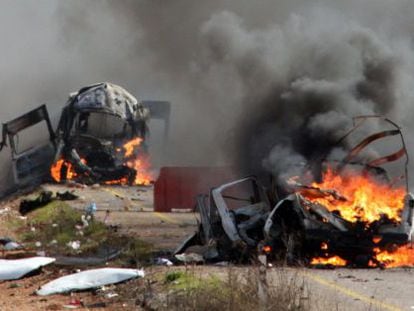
[37,268,145,296]
[0,257,55,280]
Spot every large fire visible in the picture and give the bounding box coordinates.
[121,137,152,185]
[50,137,153,186]
[297,165,414,268]
[299,166,405,223]
[310,245,414,268]
[372,245,414,268]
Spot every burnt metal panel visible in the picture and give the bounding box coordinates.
[0,104,56,186]
[1,104,55,156]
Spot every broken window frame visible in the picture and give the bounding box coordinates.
[209,176,271,246]
[0,104,56,187]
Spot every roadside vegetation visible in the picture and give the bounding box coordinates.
[10,199,152,264]
[115,266,316,311]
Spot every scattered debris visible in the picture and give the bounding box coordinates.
[56,191,79,201]
[0,207,10,215]
[63,298,83,309]
[67,241,81,251]
[175,253,204,264]
[155,258,173,266]
[19,191,53,215]
[0,257,55,280]
[19,190,80,215]
[37,268,145,296]
[105,292,119,299]
[85,202,97,217]
[54,247,121,266]
[80,215,90,228]
[0,237,23,251]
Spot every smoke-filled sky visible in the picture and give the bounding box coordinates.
[2,0,414,192]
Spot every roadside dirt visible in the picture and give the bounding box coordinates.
[0,184,198,310]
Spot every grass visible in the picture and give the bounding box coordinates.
[163,267,308,311]
[116,266,314,311]
[116,236,153,266]
[15,200,152,262]
[165,269,222,292]
[18,200,107,254]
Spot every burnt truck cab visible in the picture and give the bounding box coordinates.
[53,82,150,184]
[264,177,414,266]
[175,176,272,262]
[263,116,414,266]
[0,82,171,192]
[176,116,414,267]
[52,82,171,185]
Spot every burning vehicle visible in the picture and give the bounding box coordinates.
[176,116,414,268]
[0,82,170,189]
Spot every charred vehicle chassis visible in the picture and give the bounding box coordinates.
[176,116,414,267]
[53,82,151,184]
[0,82,170,190]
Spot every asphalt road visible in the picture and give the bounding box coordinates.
[297,267,414,311]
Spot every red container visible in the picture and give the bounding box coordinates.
[154,166,237,212]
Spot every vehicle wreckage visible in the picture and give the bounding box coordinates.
[176,116,414,268]
[0,82,170,191]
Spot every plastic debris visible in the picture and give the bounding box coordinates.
[105,292,119,299]
[0,257,55,280]
[0,207,10,215]
[0,237,23,251]
[85,202,97,217]
[63,298,83,309]
[56,191,79,201]
[81,215,89,228]
[37,268,145,296]
[19,191,79,215]
[19,191,53,215]
[175,253,204,263]
[67,241,81,250]
[155,258,173,266]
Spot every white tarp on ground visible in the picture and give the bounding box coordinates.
[36,268,145,296]
[0,257,55,280]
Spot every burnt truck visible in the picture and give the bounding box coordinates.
[176,116,414,267]
[0,82,170,191]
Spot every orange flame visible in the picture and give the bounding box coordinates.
[123,137,143,157]
[372,236,382,244]
[104,178,129,185]
[50,159,78,182]
[262,245,272,254]
[311,256,346,266]
[373,245,414,268]
[51,137,153,185]
[300,167,405,223]
[121,138,153,185]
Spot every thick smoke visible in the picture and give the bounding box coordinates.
[196,9,407,182]
[2,1,414,193]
